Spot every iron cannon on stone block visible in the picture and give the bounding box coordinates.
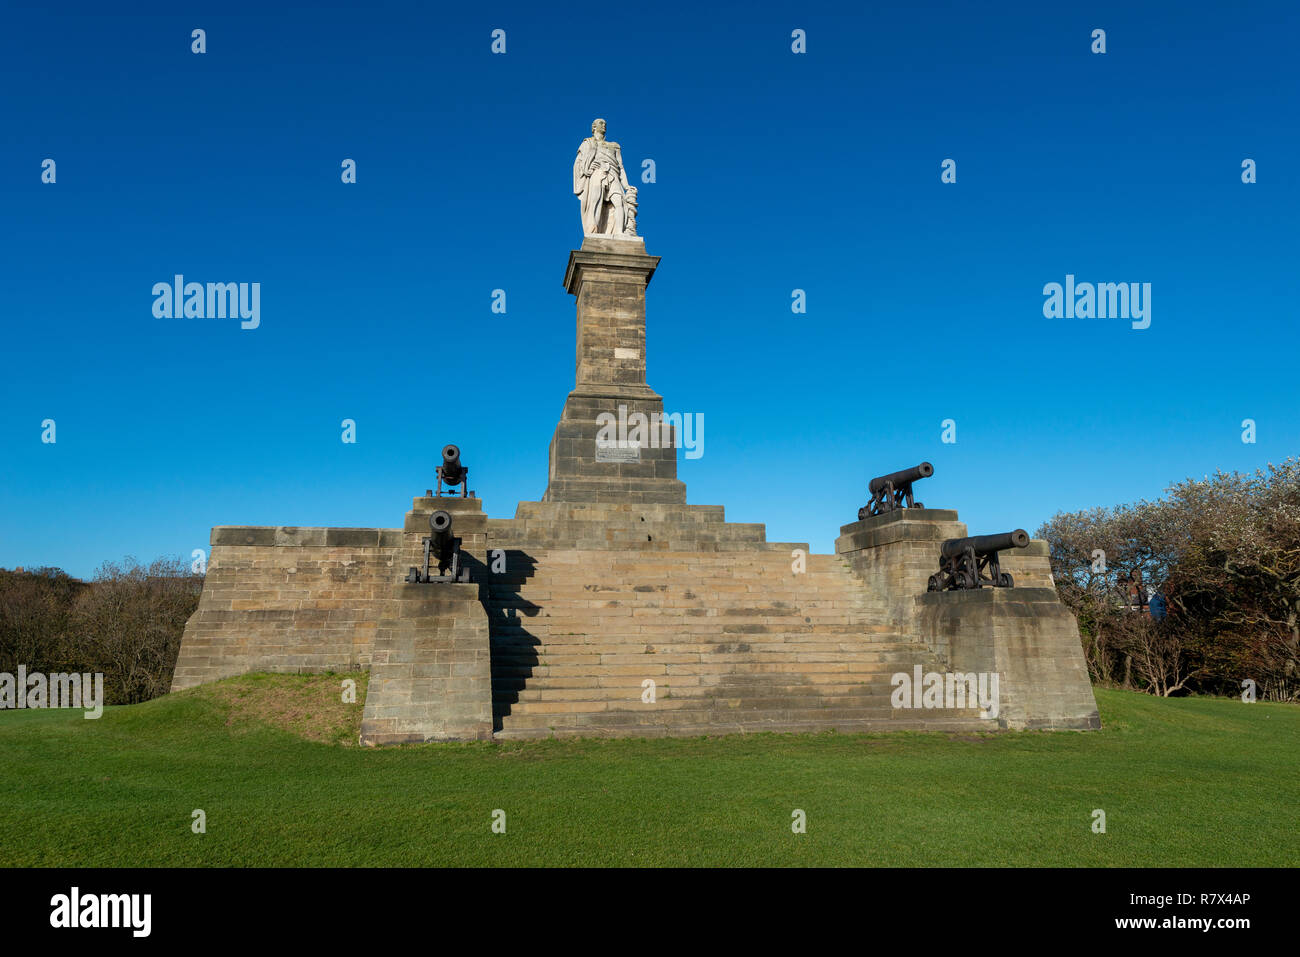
[859,462,933,520]
[436,444,470,497]
[406,509,468,583]
[927,529,1030,591]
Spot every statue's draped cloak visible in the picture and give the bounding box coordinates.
[573,137,625,236]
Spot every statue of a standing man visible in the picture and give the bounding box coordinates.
[573,118,638,238]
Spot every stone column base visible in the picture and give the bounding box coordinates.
[359,582,493,746]
[543,389,687,504]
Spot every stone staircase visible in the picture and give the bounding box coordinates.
[486,547,991,739]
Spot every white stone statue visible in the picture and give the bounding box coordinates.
[573,118,638,238]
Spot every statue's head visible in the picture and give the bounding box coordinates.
[591,118,607,139]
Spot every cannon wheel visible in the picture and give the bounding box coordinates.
[954,571,974,590]
[858,506,869,522]
[999,572,1014,588]
[927,574,942,592]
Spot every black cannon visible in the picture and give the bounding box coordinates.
[859,462,933,520]
[436,444,469,497]
[406,509,467,583]
[927,529,1029,591]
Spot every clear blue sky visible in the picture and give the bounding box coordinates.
[2,0,1297,577]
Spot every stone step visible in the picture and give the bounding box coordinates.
[494,715,992,739]
[488,572,866,582]
[494,617,882,627]
[476,540,968,740]
[489,650,922,667]
[491,618,893,630]
[496,706,988,732]
[488,608,886,620]
[488,595,873,606]
[489,643,920,660]
[489,659,940,679]
[487,596,874,607]
[491,631,907,644]
[492,670,932,691]
[498,685,907,704]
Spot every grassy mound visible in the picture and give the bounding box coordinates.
[181,672,368,747]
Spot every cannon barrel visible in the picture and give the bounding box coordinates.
[868,462,933,496]
[440,444,465,485]
[940,529,1029,561]
[428,509,453,544]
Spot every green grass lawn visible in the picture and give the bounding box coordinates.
[1,674,1295,867]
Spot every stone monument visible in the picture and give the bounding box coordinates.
[543,120,683,504]
[169,119,1100,741]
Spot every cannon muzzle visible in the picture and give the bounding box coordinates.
[869,462,933,497]
[440,444,466,486]
[429,509,453,543]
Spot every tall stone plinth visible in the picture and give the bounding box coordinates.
[359,582,493,745]
[915,589,1101,730]
[543,236,686,505]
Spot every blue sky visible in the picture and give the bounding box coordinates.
[2,0,1297,577]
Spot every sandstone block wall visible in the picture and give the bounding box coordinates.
[490,501,780,552]
[359,582,493,745]
[835,510,966,633]
[170,496,490,692]
[170,526,402,690]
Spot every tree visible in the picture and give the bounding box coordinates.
[1036,460,1300,700]
[71,556,204,704]
[0,567,85,674]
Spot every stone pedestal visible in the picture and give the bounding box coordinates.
[915,588,1101,730]
[836,509,967,631]
[835,508,1058,630]
[543,236,686,504]
[359,582,493,745]
[402,494,489,581]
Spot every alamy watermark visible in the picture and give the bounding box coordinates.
[891,666,999,720]
[0,666,104,718]
[152,274,260,330]
[596,404,704,459]
[50,887,150,937]
[1043,274,1150,330]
